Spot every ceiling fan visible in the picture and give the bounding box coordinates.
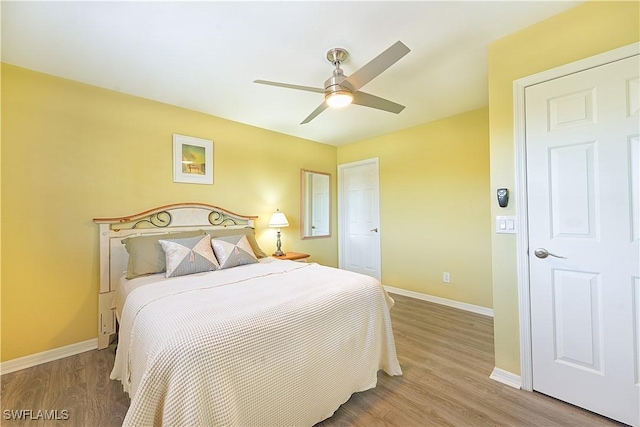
[254,41,411,124]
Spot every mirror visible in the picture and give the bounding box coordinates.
[301,169,331,239]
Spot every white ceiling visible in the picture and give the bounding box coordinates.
[2,1,581,146]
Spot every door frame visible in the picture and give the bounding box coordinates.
[337,157,381,279]
[513,42,639,392]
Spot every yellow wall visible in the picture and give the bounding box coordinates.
[488,1,640,374]
[1,64,337,362]
[338,107,493,309]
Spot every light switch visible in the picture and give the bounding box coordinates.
[496,216,516,234]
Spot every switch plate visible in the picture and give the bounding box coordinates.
[496,216,516,234]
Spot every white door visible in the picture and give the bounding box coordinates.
[526,55,639,426]
[338,158,381,280]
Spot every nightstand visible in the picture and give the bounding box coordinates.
[273,252,310,262]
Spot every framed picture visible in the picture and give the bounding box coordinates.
[173,134,213,184]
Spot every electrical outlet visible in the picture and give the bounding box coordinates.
[443,272,450,283]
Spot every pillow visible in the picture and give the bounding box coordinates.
[159,235,220,278]
[122,230,205,279]
[211,234,258,269]
[207,227,268,259]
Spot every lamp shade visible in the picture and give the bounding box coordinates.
[268,210,289,228]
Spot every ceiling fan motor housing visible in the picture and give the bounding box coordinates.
[324,47,353,99]
[324,68,353,97]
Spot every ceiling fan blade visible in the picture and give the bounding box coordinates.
[342,41,410,92]
[352,91,405,114]
[254,80,324,94]
[301,103,328,124]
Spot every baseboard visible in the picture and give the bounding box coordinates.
[384,286,494,317]
[1,338,98,375]
[489,367,522,389]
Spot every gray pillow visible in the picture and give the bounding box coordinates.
[211,234,259,269]
[159,235,220,278]
[122,230,205,279]
[207,227,267,258]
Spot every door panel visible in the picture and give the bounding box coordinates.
[630,136,639,242]
[549,142,598,238]
[634,277,640,386]
[629,77,640,116]
[551,269,602,373]
[526,54,639,426]
[548,88,596,131]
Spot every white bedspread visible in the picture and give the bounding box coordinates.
[111,260,402,426]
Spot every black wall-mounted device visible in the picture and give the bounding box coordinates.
[497,188,509,208]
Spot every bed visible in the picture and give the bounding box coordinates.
[94,203,401,426]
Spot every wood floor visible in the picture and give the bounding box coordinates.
[1,294,622,427]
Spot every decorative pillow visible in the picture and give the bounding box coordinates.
[211,234,258,269]
[159,235,220,278]
[122,230,205,279]
[207,227,268,259]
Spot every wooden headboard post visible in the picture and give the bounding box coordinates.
[93,203,258,350]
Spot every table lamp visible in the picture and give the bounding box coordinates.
[268,209,289,256]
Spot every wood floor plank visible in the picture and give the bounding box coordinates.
[0,293,623,426]
[80,349,129,427]
[42,354,87,426]
[1,363,54,427]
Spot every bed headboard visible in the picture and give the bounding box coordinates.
[93,202,258,348]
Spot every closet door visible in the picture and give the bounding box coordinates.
[525,54,639,427]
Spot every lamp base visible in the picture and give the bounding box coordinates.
[273,230,285,257]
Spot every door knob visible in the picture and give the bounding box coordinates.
[370,228,378,233]
[534,248,566,259]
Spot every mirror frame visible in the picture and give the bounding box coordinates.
[300,169,331,239]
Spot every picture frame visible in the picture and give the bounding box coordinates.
[173,134,213,185]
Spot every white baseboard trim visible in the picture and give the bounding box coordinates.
[490,367,522,389]
[1,338,98,375]
[384,286,494,317]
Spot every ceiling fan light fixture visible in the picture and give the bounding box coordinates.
[325,90,353,108]
[255,41,410,123]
